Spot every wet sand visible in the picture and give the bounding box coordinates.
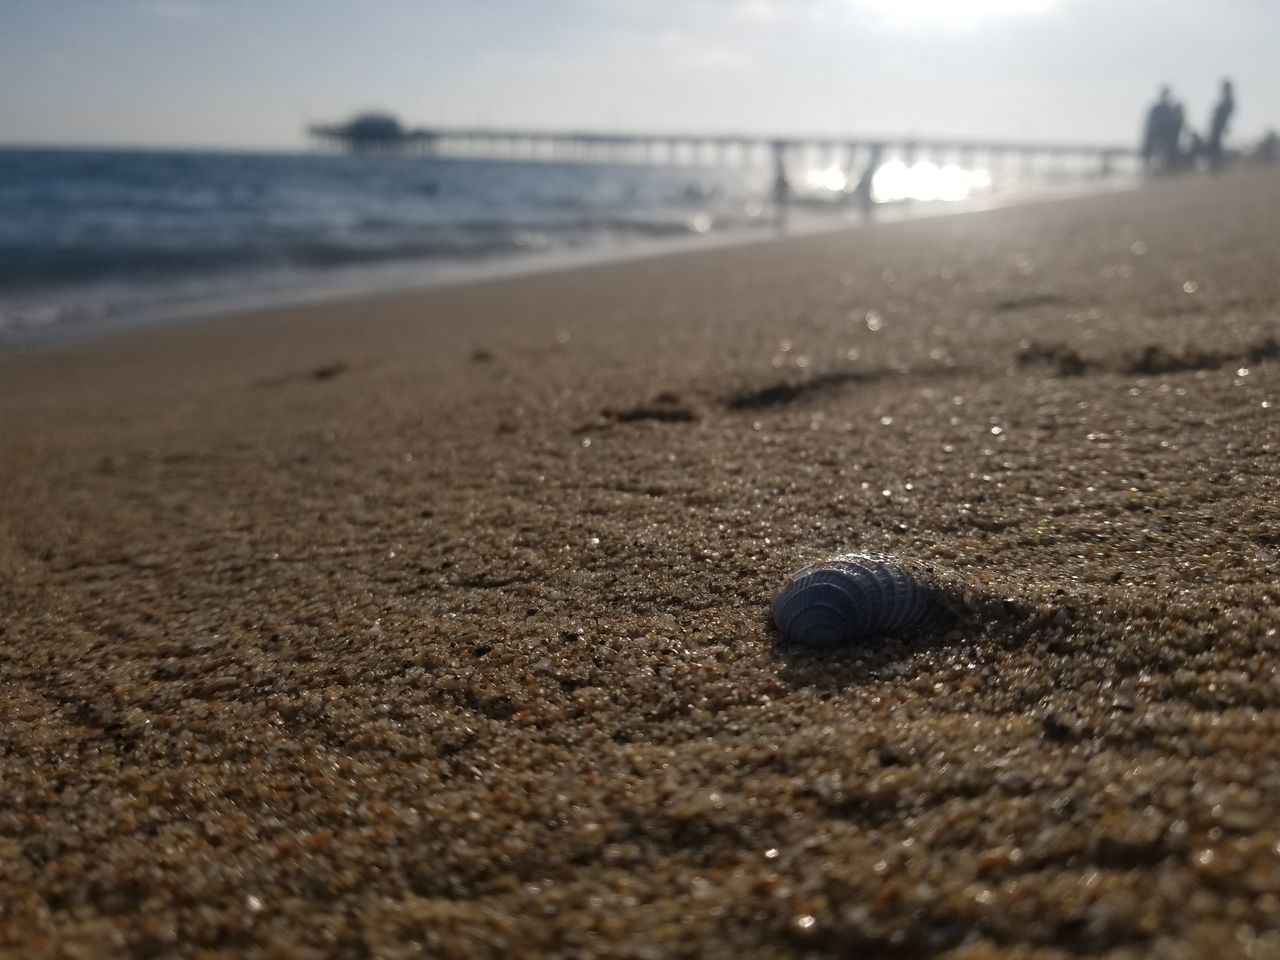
[3,172,1280,959]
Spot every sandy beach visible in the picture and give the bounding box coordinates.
[3,172,1280,958]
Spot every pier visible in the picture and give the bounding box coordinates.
[309,113,1136,179]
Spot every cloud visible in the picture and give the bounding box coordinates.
[847,0,1060,28]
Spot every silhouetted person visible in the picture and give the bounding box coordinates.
[1186,131,1205,169]
[1257,130,1279,165]
[1207,78,1235,171]
[1169,101,1186,168]
[851,143,883,221]
[770,140,790,229]
[1142,86,1178,173]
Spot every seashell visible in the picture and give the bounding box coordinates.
[771,554,937,645]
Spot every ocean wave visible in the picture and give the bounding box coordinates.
[0,216,757,291]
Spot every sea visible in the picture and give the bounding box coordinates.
[0,147,1127,343]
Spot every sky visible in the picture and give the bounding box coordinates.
[0,0,1275,150]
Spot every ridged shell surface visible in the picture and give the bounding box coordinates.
[771,555,933,645]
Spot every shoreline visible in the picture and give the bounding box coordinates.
[3,171,1279,958]
[0,175,1132,353]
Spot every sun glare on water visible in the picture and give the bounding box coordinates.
[802,161,993,204]
[805,166,849,192]
[871,161,993,203]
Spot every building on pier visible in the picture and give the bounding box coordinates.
[309,113,436,155]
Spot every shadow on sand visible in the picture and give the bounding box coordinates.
[767,592,1045,694]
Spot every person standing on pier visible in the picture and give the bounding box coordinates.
[1207,78,1235,171]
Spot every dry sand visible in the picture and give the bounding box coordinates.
[2,172,1280,959]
